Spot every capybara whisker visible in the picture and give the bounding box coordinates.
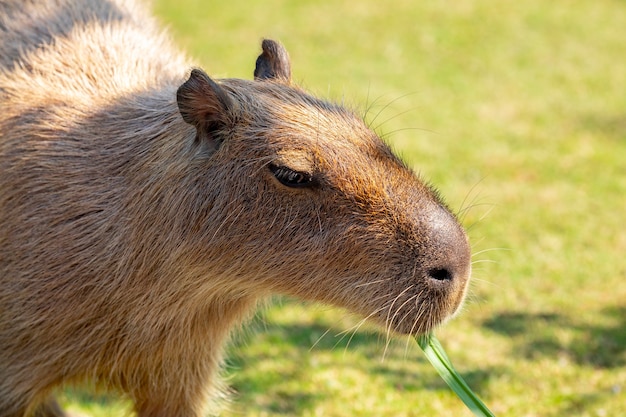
[353,278,392,288]
[471,247,508,258]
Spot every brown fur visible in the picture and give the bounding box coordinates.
[0,1,471,416]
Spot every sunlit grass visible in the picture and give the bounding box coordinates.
[62,0,626,415]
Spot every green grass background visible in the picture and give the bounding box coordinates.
[62,0,625,415]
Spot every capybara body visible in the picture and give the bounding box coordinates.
[0,0,471,416]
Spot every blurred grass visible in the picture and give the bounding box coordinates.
[63,0,625,415]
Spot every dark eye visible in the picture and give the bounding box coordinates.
[269,164,316,188]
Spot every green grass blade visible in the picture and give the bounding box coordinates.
[417,333,495,417]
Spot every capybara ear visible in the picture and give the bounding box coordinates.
[254,39,292,83]
[177,68,234,149]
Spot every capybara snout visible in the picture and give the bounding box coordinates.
[0,1,470,415]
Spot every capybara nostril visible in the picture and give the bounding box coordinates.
[428,267,453,282]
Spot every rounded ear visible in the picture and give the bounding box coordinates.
[254,39,292,83]
[177,68,234,150]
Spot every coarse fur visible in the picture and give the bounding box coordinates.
[0,0,471,416]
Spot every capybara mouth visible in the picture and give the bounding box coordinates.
[369,268,471,336]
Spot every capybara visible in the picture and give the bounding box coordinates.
[0,0,471,416]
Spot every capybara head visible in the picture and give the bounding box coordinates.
[176,40,471,336]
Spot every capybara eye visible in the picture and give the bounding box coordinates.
[269,164,315,188]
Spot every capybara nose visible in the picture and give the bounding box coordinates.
[423,204,471,291]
